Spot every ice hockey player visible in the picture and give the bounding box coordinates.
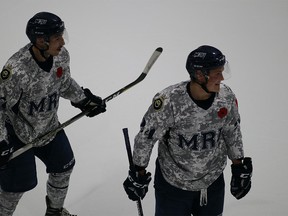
[0,12,106,216]
[123,45,253,216]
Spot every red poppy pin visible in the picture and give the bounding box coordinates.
[218,107,228,119]
[235,98,238,107]
[56,67,63,78]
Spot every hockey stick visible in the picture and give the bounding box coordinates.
[8,47,163,161]
[122,128,144,216]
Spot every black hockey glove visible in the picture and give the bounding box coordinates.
[230,157,253,200]
[0,140,13,167]
[123,170,152,201]
[71,88,106,117]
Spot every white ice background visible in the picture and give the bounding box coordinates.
[0,0,287,215]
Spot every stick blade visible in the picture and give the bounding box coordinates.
[142,47,163,75]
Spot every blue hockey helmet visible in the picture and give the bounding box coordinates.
[186,45,226,78]
[26,12,65,43]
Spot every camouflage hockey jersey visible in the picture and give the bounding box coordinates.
[0,43,86,146]
[133,81,244,191]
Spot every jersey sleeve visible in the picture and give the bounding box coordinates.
[0,64,23,142]
[0,96,8,142]
[133,92,174,168]
[222,91,244,160]
[58,49,86,103]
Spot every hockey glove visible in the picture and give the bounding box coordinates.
[230,157,253,199]
[71,88,106,117]
[123,170,152,201]
[0,140,13,167]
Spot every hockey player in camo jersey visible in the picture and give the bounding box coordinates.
[0,12,106,216]
[123,45,253,216]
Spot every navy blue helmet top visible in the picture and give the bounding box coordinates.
[26,12,65,43]
[186,45,226,76]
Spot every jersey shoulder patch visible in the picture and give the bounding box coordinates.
[0,65,12,81]
[153,97,163,110]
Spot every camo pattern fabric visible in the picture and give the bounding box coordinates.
[0,43,86,146]
[133,81,244,191]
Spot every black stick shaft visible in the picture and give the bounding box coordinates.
[122,128,144,216]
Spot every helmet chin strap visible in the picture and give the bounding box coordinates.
[34,41,50,60]
[194,71,211,94]
[201,74,211,93]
